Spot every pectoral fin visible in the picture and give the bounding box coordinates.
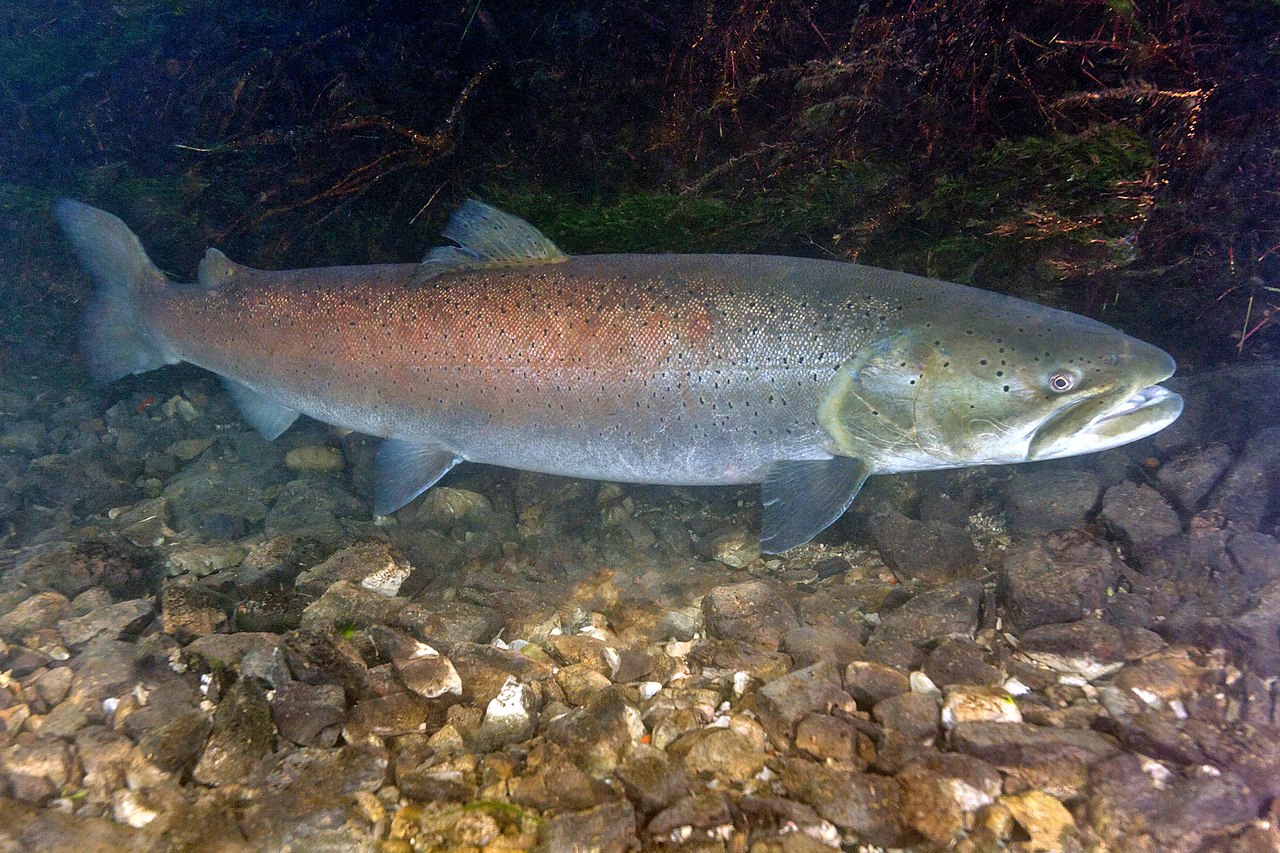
[759,456,871,554]
[222,379,300,440]
[374,439,462,516]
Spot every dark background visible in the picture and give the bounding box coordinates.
[2,0,1278,369]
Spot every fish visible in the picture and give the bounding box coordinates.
[55,199,1183,553]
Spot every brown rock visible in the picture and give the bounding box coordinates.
[702,580,798,651]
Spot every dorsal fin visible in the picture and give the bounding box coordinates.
[414,200,567,283]
[198,248,247,289]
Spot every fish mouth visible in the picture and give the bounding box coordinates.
[1028,383,1184,461]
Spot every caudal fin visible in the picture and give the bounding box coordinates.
[55,199,175,382]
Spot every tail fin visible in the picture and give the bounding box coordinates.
[55,200,176,382]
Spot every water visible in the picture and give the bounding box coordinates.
[1,2,1278,850]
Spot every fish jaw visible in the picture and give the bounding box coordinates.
[1027,381,1183,461]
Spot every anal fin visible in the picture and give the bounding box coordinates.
[759,456,870,554]
[374,439,462,516]
[222,379,300,440]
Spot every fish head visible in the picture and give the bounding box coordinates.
[818,298,1183,471]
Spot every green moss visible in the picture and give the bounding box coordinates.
[482,160,896,256]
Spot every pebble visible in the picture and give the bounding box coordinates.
[471,676,538,751]
[284,444,345,473]
[843,660,910,708]
[941,685,1023,729]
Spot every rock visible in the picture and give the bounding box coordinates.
[704,529,759,569]
[1228,532,1280,588]
[164,436,284,533]
[393,641,462,700]
[0,591,69,641]
[1224,580,1280,673]
[782,624,863,670]
[1017,619,1161,681]
[270,682,346,746]
[873,692,940,745]
[757,662,857,743]
[702,580,798,651]
[545,688,641,777]
[896,752,1001,843]
[240,640,292,688]
[33,667,73,706]
[1099,482,1182,554]
[999,530,1123,631]
[136,710,211,775]
[160,580,231,640]
[183,631,282,671]
[294,541,414,598]
[557,663,614,706]
[509,741,611,812]
[264,478,364,542]
[666,717,768,783]
[542,801,638,853]
[298,580,408,632]
[896,761,964,844]
[192,678,275,786]
[1157,443,1233,511]
[778,760,909,847]
[343,693,433,741]
[0,797,148,851]
[1205,426,1280,531]
[924,637,1002,686]
[284,444,344,473]
[843,660,910,708]
[1000,790,1079,852]
[547,633,618,676]
[397,749,479,803]
[471,676,538,751]
[396,599,503,645]
[655,609,700,642]
[56,598,153,647]
[1003,467,1101,533]
[1182,720,1280,800]
[647,792,734,840]
[868,509,977,582]
[795,713,873,767]
[951,721,1120,798]
[165,543,248,579]
[1088,753,1262,853]
[74,726,134,802]
[870,578,983,648]
[414,486,494,529]
[941,685,1022,729]
[1,737,73,802]
[615,747,691,814]
[446,642,554,708]
[0,420,45,454]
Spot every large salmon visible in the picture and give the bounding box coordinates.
[56,200,1182,552]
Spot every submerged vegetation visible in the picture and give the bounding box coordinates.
[1,0,1278,360]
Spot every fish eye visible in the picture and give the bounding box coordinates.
[1048,371,1076,393]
